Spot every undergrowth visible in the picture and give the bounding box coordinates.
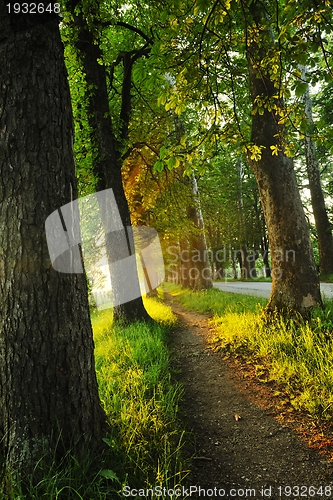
[165,283,333,420]
[92,296,187,495]
[6,295,187,499]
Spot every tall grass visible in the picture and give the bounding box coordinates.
[91,296,187,495]
[165,283,333,419]
[5,296,187,499]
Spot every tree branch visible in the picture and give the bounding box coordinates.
[100,20,153,44]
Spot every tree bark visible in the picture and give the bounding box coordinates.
[0,4,107,476]
[261,235,271,278]
[69,2,151,323]
[246,6,322,314]
[301,66,333,277]
[240,245,251,279]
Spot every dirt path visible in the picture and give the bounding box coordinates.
[167,296,333,499]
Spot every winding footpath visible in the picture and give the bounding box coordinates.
[167,295,333,499]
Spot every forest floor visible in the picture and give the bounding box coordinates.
[165,294,333,499]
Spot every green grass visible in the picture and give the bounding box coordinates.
[215,276,272,283]
[165,282,267,315]
[165,283,333,420]
[6,296,187,499]
[91,295,187,495]
[320,273,333,283]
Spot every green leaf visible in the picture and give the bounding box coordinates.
[157,94,167,107]
[180,135,187,147]
[295,52,308,66]
[166,157,176,169]
[165,100,173,111]
[159,146,167,159]
[295,82,308,98]
[175,102,186,115]
[154,160,164,172]
[99,470,120,482]
[133,66,146,82]
[160,10,168,23]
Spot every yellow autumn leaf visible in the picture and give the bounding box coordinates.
[270,145,279,156]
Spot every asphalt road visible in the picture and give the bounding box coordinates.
[213,281,333,299]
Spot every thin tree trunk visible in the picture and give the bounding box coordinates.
[246,4,322,314]
[301,66,333,277]
[215,256,224,280]
[240,245,251,280]
[248,249,258,278]
[187,176,213,290]
[0,6,107,476]
[230,246,238,279]
[173,113,212,291]
[261,235,271,278]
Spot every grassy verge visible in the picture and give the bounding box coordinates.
[215,276,272,283]
[165,283,333,420]
[164,282,267,314]
[8,295,186,499]
[91,295,187,497]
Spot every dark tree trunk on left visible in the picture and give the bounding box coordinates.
[0,4,107,476]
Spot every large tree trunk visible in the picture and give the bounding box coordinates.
[0,6,107,476]
[70,1,150,323]
[301,67,333,277]
[246,5,322,314]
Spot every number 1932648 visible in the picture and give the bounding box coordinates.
[277,485,333,497]
[6,3,60,14]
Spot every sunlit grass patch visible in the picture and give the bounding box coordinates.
[210,310,259,352]
[143,295,177,326]
[213,307,333,418]
[91,308,113,341]
[164,282,266,314]
[90,302,186,494]
[164,283,333,419]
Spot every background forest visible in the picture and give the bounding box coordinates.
[61,0,333,313]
